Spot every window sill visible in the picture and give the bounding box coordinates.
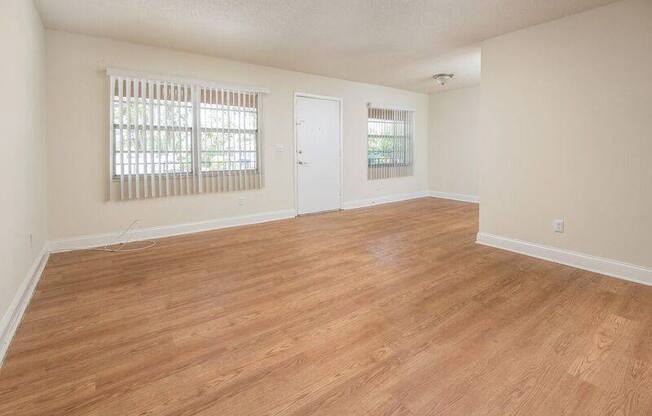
[112,170,261,181]
[367,164,411,168]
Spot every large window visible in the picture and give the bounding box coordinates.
[109,72,265,200]
[367,107,414,180]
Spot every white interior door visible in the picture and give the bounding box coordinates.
[295,95,341,215]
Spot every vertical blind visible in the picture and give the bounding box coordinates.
[367,106,414,180]
[108,70,266,200]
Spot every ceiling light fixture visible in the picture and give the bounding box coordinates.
[433,73,454,86]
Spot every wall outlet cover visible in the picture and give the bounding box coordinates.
[553,218,564,233]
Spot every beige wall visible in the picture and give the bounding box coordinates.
[428,86,480,197]
[480,0,652,268]
[45,31,429,240]
[0,1,48,322]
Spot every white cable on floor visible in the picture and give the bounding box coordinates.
[94,219,157,253]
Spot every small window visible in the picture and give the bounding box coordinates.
[367,107,414,180]
[109,72,265,200]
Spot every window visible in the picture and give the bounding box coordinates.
[109,71,265,200]
[199,90,259,173]
[367,106,414,180]
[112,83,193,177]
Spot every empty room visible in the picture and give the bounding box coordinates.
[1,0,651,414]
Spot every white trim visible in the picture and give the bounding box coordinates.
[49,210,296,252]
[106,67,270,94]
[1,246,50,367]
[476,232,652,287]
[293,92,344,216]
[430,191,479,203]
[342,191,429,210]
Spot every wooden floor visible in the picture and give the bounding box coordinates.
[1,198,651,416]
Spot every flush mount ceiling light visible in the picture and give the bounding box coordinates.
[433,73,454,86]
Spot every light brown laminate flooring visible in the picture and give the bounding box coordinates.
[1,198,651,415]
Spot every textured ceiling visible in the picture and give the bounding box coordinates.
[35,0,618,94]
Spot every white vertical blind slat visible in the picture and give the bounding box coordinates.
[127,79,133,199]
[108,77,115,201]
[135,79,141,199]
[401,110,404,176]
[177,84,184,195]
[185,85,191,195]
[210,88,217,193]
[408,111,413,176]
[216,89,222,193]
[383,108,388,180]
[142,80,149,198]
[177,83,183,195]
[163,82,170,197]
[148,81,154,197]
[398,109,402,178]
[256,92,262,188]
[226,90,232,192]
[195,86,202,194]
[117,78,125,199]
[389,108,393,180]
[155,81,163,197]
[172,83,179,196]
[242,92,248,190]
[219,89,225,192]
[389,110,399,178]
[211,88,218,193]
[246,93,252,189]
[238,91,244,191]
[400,111,408,176]
[236,90,241,190]
[234,91,240,191]
[385,107,389,180]
[166,82,173,196]
[395,109,400,178]
[141,80,146,197]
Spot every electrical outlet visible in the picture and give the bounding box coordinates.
[238,197,245,206]
[553,218,564,233]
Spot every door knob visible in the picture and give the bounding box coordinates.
[298,161,308,165]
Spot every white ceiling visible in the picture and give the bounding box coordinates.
[35,0,618,94]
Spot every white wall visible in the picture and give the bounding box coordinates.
[0,1,48,328]
[428,86,480,198]
[480,0,652,268]
[45,31,429,241]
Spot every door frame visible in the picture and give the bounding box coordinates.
[293,92,344,216]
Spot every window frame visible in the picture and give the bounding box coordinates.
[111,93,196,180]
[109,74,264,182]
[366,107,414,177]
[367,117,410,168]
[197,98,260,177]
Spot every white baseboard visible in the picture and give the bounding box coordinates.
[342,191,429,210]
[430,191,479,203]
[0,246,50,366]
[476,232,652,287]
[49,209,296,252]
[50,193,476,251]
